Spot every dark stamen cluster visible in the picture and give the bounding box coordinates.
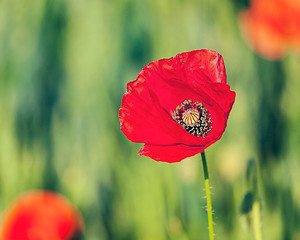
[173,100,212,137]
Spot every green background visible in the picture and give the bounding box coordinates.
[1,0,300,239]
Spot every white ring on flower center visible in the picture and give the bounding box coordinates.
[182,108,200,126]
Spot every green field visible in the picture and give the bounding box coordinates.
[1,0,300,239]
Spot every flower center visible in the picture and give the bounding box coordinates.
[182,108,200,126]
[173,100,212,137]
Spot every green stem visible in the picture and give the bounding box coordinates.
[253,200,262,240]
[201,151,214,240]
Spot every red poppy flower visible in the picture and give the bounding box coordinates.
[119,50,235,163]
[239,0,300,60]
[0,190,84,240]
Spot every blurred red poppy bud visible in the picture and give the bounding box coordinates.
[0,190,84,240]
[239,0,300,59]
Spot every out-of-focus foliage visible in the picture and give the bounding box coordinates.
[1,0,300,239]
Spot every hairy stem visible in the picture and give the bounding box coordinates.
[201,151,214,240]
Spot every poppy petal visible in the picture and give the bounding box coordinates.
[176,49,227,84]
[205,83,236,114]
[119,76,181,145]
[138,144,206,163]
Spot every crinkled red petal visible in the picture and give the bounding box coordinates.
[138,144,207,163]
[205,83,236,114]
[175,50,227,84]
[119,76,181,145]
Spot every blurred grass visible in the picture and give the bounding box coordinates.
[1,0,300,239]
